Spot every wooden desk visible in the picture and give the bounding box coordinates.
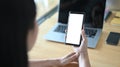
[28,12,120,67]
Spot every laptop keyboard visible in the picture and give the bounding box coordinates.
[54,25,67,33]
[84,28,97,38]
[54,25,97,38]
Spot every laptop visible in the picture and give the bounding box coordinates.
[44,0,106,48]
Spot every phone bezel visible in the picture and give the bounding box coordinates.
[65,11,85,47]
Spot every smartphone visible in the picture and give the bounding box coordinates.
[65,12,85,46]
[106,32,120,45]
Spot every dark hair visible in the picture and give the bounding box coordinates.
[0,0,36,67]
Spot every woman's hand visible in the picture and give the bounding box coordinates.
[73,30,88,55]
[59,29,88,66]
[59,52,78,66]
[78,30,88,53]
[73,30,91,67]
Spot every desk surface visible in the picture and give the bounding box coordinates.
[28,12,120,67]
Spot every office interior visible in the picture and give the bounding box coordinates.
[28,0,120,67]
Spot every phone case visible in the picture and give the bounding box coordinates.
[106,32,120,45]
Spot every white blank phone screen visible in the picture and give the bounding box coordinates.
[66,13,84,45]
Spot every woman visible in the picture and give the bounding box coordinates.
[0,0,90,67]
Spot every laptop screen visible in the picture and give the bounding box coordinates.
[58,0,106,28]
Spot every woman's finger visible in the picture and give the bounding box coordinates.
[81,30,86,40]
[64,52,76,58]
[61,53,78,65]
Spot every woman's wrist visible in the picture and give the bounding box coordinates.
[78,51,91,67]
[78,51,88,59]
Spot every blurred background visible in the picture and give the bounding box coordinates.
[34,0,120,25]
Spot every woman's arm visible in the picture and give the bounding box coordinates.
[79,30,91,67]
[29,58,61,67]
[78,52,91,67]
[29,52,78,67]
[29,30,91,67]
[74,30,91,67]
[78,30,91,67]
